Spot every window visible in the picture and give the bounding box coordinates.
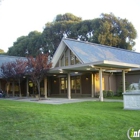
[59,47,81,67]
[70,51,75,65]
[61,78,65,90]
[61,55,65,66]
[75,57,80,64]
[60,77,67,94]
[65,48,69,66]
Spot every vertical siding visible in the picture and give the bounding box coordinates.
[81,74,91,94]
[110,74,117,92]
[50,77,59,94]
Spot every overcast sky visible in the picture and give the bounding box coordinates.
[0,0,139,52]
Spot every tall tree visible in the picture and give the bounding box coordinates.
[7,31,41,57]
[12,59,27,97]
[26,53,52,99]
[95,13,137,50]
[7,13,137,57]
[55,13,82,22]
[41,13,137,55]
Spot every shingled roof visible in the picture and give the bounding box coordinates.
[0,55,26,78]
[63,38,140,65]
[0,55,26,66]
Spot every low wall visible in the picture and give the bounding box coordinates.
[123,90,140,110]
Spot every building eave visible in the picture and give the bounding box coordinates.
[49,60,140,74]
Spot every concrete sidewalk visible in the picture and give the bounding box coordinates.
[1,97,123,105]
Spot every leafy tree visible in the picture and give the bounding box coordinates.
[41,13,137,55]
[0,62,14,96]
[7,31,41,57]
[55,13,82,22]
[11,59,27,97]
[94,13,137,50]
[7,13,137,57]
[26,53,52,99]
[0,58,27,97]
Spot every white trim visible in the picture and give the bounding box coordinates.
[99,68,103,101]
[103,60,140,68]
[67,73,71,99]
[91,73,94,97]
[122,70,126,93]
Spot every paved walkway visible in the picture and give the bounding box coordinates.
[1,97,123,105]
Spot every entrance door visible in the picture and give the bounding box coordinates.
[71,76,81,94]
[60,77,67,94]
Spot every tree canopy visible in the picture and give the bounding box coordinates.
[0,58,27,96]
[7,13,137,57]
[26,53,52,99]
[8,31,41,57]
[55,13,82,22]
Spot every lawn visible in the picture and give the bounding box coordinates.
[0,99,139,140]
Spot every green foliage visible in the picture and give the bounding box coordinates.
[97,13,137,50]
[7,31,41,57]
[55,13,82,22]
[103,90,107,97]
[116,81,129,96]
[107,90,113,97]
[103,90,114,97]
[7,13,137,57]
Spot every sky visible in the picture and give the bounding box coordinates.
[0,0,140,53]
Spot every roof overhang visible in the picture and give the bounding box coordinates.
[49,60,140,74]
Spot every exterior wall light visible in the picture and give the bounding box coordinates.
[59,69,63,73]
[86,77,89,80]
[86,68,90,70]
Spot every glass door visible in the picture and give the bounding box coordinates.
[71,76,81,94]
[60,78,67,94]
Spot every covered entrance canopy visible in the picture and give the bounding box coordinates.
[50,38,140,101]
[49,60,140,101]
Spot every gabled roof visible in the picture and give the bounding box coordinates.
[51,38,140,72]
[63,38,140,64]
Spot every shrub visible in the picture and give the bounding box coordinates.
[95,92,100,98]
[116,81,129,96]
[107,90,113,97]
[103,90,107,98]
